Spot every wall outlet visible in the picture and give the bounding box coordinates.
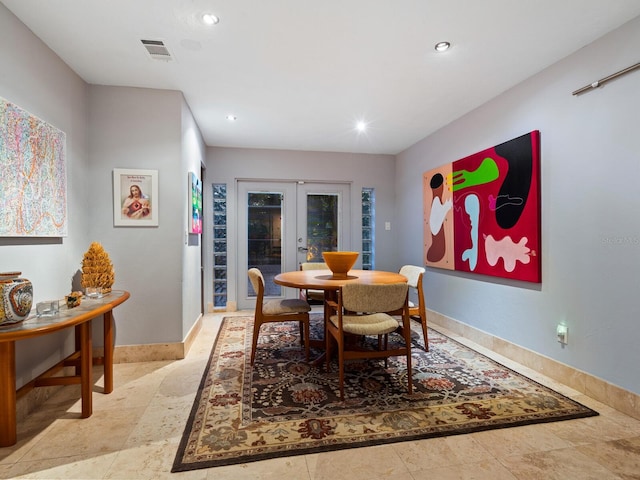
[556,324,568,344]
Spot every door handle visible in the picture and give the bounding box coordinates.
[297,247,309,252]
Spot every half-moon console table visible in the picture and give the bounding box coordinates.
[0,290,130,447]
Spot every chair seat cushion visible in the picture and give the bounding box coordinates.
[263,298,311,315]
[330,313,399,335]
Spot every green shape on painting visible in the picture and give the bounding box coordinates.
[450,157,499,192]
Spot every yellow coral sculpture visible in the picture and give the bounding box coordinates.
[81,242,115,293]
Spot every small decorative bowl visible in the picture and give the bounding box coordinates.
[36,300,60,317]
[66,291,83,308]
[85,286,104,299]
[322,251,359,279]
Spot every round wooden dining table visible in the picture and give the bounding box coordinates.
[273,269,407,292]
[273,269,408,364]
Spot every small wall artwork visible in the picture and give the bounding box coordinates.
[0,96,67,237]
[423,131,541,283]
[189,172,203,234]
[113,168,158,227]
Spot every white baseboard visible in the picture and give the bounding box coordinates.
[429,309,639,420]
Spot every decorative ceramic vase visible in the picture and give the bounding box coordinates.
[0,272,33,326]
[322,251,359,279]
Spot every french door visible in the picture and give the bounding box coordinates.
[237,181,350,309]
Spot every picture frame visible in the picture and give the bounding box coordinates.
[1,96,68,237]
[423,130,541,283]
[189,172,203,234]
[113,168,158,227]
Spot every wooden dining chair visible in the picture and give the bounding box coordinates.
[399,265,428,351]
[247,268,311,365]
[299,262,328,305]
[325,282,413,400]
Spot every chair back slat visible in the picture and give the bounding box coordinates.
[340,283,408,313]
[398,264,429,351]
[300,262,328,271]
[247,268,265,309]
[399,265,425,289]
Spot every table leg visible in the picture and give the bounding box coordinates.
[74,326,82,377]
[103,310,114,394]
[0,341,17,447]
[79,322,92,418]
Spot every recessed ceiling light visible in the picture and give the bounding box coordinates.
[356,121,367,132]
[434,41,451,52]
[226,114,237,121]
[202,13,219,25]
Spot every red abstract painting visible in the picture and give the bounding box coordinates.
[423,131,541,283]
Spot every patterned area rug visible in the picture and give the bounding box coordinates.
[172,315,597,472]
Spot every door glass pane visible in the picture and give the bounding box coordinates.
[247,192,282,297]
[306,194,338,261]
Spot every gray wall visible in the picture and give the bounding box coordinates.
[1,4,204,388]
[3,0,639,400]
[396,15,640,395]
[204,147,396,309]
[181,100,206,337]
[0,4,90,387]
[87,85,203,345]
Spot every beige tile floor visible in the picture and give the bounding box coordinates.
[1,311,639,479]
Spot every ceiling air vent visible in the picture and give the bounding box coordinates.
[140,39,173,61]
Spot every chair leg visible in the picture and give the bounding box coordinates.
[406,349,413,395]
[298,320,311,361]
[303,319,310,361]
[402,318,414,395]
[250,321,262,365]
[379,334,389,368]
[421,318,429,352]
[411,314,429,352]
[326,329,333,373]
[419,304,429,351]
[338,336,345,400]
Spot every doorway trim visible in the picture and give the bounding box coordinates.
[235,179,351,310]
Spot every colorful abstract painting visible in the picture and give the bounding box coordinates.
[189,172,203,234]
[0,97,67,237]
[423,131,541,282]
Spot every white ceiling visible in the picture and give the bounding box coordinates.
[3,0,640,155]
